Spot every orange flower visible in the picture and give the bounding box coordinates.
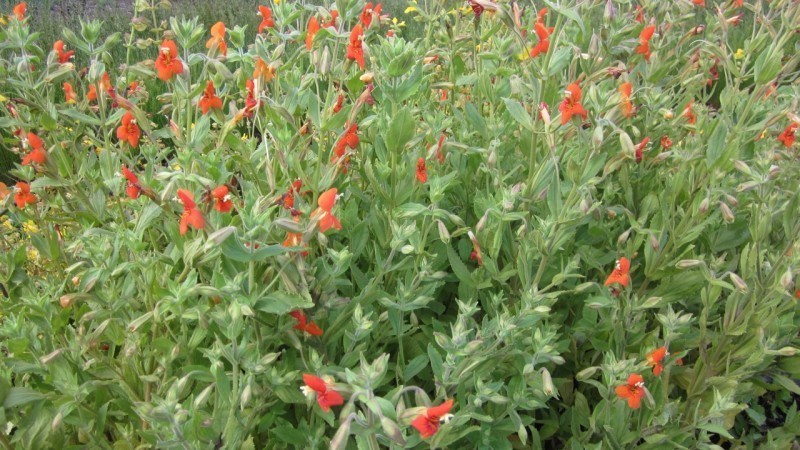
[0,182,8,200]
[121,166,141,199]
[411,399,454,438]
[346,24,365,70]
[12,2,25,21]
[116,111,140,148]
[14,182,37,209]
[87,72,112,102]
[636,25,655,62]
[334,124,359,159]
[559,82,588,125]
[468,230,483,266]
[206,22,228,56]
[660,135,673,149]
[683,101,696,125]
[258,6,274,33]
[63,82,77,103]
[154,39,183,81]
[778,123,797,148]
[243,79,258,118]
[177,189,205,235]
[604,257,631,288]
[733,0,743,7]
[253,57,275,82]
[416,157,428,183]
[435,132,446,164]
[634,5,644,23]
[306,16,320,50]
[53,40,74,64]
[21,132,46,166]
[692,0,705,6]
[301,374,343,412]
[332,93,345,113]
[360,2,383,28]
[198,81,222,114]
[529,22,551,58]
[635,137,649,163]
[211,185,233,213]
[619,82,633,118]
[322,10,339,29]
[646,347,668,376]
[615,374,645,409]
[289,310,322,335]
[312,188,342,233]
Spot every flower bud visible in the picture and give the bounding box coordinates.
[437,220,450,243]
[780,268,793,290]
[729,272,748,292]
[359,72,374,83]
[733,160,751,175]
[662,109,674,120]
[476,211,489,233]
[769,165,780,179]
[699,197,710,214]
[724,194,738,207]
[575,366,599,381]
[676,259,704,269]
[51,412,63,431]
[580,198,590,215]
[541,368,555,397]
[240,383,252,409]
[617,228,632,245]
[719,202,735,223]
[60,294,74,308]
[650,234,660,251]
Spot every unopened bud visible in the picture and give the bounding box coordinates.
[617,228,632,245]
[650,234,660,251]
[541,368,555,397]
[662,109,674,120]
[676,259,704,269]
[575,366,599,381]
[580,198,590,215]
[769,165,780,179]
[780,268,793,290]
[540,104,551,126]
[437,220,450,243]
[733,160,751,175]
[60,294,74,309]
[359,72,374,83]
[724,194,738,207]
[72,276,80,287]
[607,209,617,219]
[51,412,63,431]
[719,202,735,223]
[729,272,748,292]
[487,148,496,167]
[476,211,489,233]
[699,197,710,214]
[240,383,252,409]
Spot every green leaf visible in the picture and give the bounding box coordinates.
[386,108,414,154]
[220,235,286,262]
[3,387,47,408]
[503,98,533,131]
[706,121,728,168]
[254,291,313,315]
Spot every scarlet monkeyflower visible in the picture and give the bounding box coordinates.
[301,374,344,412]
[306,16,320,50]
[211,185,233,213]
[14,182,37,209]
[312,188,342,233]
[289,310,323,336]
[616,374,646,409]
[646,347,668,376]
[63,82,77,103]
[360,2,383,28]
[13,2,25,21]
[635,137,649,163]
[604,256,631,289]
[322,10,339,29]
[332,93,345,113]
[53,41,74,64]
[559,82,588,125]
[468,0,486,18]
[334,124,359,160]
[411,399,454,438]
[692,0,705,6]
[121,166,141,199]
[637,25,655,62]
[198,81,222,114]
[207,22,228,56]
[416,157,428,183]
[257,6,274,33]
[435,132,446,164]
[346,24,365,70]
[21,132,46,166]
[660,135,673,149]
[87,72,113,102]
[529,22,551,58]
[619,82,633,118]
[155,39,183,81]
[253,57,275,83]
[177,189,205,235]
[778,123,797,148]
[683,101,696,125]
[116,111,141,148]
[243,79,258,118]
[634,5,644,23]
[276,179,304,209]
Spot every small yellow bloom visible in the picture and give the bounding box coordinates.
[22,220,39,234]
[95,147,103,155]
[171,163,182,171]
[404,6,418,14]
[392,17,406,27]
[1,217,13,231]
[27,248,39,261]
[517,51,531,61]
[733,48,744,60]
[241,134,249,141]
[274,0,281,4]
[0,16,6,26]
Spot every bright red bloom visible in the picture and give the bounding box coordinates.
[63,82,77,103]
[14,182,37,209]
[559,82,588,125]
[683,101,696,125]
[306,16,320,50]
[12,2,25,21]
[289,310,323,336]
[243,79,258,118]
[615,374,645,409]
[198,81,223,114]
[778,123,797,148]
[411,399,454,438]
[302,374,344,412]
[634,5,644,23]
[322,10,339,29]
[733,0,743,7]
[116,111,141,148]
[692,0,705,6]
[21,132,46,166]
[619,82,633,118]
[206,22,228,56]
[333,124,359,161]
[258,6,274,33]
[435,132,446,164]
[661,135,673,149]
[121,166,141,199]
[604,257,631,288]
[529,22,551,58]
[416,157,428,183]
[635,137,649,163]
[646,347,668,376]
[53,40,74,64]
[211,185,233,213]
[637,25,655,62]
[312,188,342,233]
[332,93,345,113]
[177,189,205,235]
[346,24,365,70]
[360,2,383,28]
[155,39,183,81]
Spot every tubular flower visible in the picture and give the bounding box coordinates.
[416,157,428,183]
[619,82,633,118]
[637,25,655,62]
[683,101,696,125]
[360,2,383,28]
[289,310,322,335]
[615,374,646,409]
[634,5,644,23]
[63,82,77,103]
[253,57,275,83]
[346,24,365,70]
[155,39,183,81]
[282,215,308,256]
[21,132,46,166]
[211,185,233,213]
[778,123,797,148]
[468,230,483,266]
[604,257,631,289]
[258,6,274,33]
[646,347,668,376]
[301,374,344,412]
[529,23,551,58]
[0,183,8,201]
[121,166,141,199]
[334,124,359,159]
[198,81,222,114]
[312,188,342,233]
[332,93,345,113]
[276,179,304,209]
[635,137,649,163]
[242,79,259,118]
[13,2,25,21]
[411,399,454,438]
[53,40,74,64]
[14,182,37,209]
[306,16,320,50]
[206,22,228,56]
[661,135,673,149]
[116,111,140,148]
[559,82,588,125]
[467,0,498,19]
[177,189,205,235]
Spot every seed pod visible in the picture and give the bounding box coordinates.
[617,228,632,245]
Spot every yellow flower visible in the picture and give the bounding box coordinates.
[404,6,418,14]
[734,48,744,60]
[0,15,6,26]
[22,220,39,234]
[27,248,39,261]
[517,51,531,61]
[95,147,103,155]
[241,134,249,141]
[172,163,182,171]
[1,217,13,231]
[392,17,406,27]
[274,0,281,4]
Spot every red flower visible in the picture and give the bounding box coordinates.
[155,39,183,81]
[206,22,228,56]
[332,93,345,113]
[116,111,141,148]
[636,25,655,62]
[243,79,258,118]
[604,257,631,288]
[334,124,359,160]
[615,374,645,409]
[435,132,446,164]
[683,101,696,125]
[14,182,37,209]
[660,135,673,149]
[312,188,342,233]
[411,399,454,438]
[635,137,649,163]
[21,132,46,166]
[778,123,797,148]
[646,347,668,376]
[258,6,274,33]
[559,82,588,125]
[211,185,233,213]
[346,24,365,70]
[277,179,304,209]
[177,189,205,235]
[706,62,719,87]
[121,166,141,199]
[692,0,705,6]
[306,16,320,50]
[360,2,383,28]
[416,157,428,183]
[12,2,25,21]
[468,231,483,266]
[87,72,113,103]
[53,40,74,64]
[63,82,77,103]
[302,374,344,412]
[322,10,339,29]
[619,82,633,118]
[634,5,644,23]
[289,310,323,336]
[198,81,222,114]
[529,22,551,58]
